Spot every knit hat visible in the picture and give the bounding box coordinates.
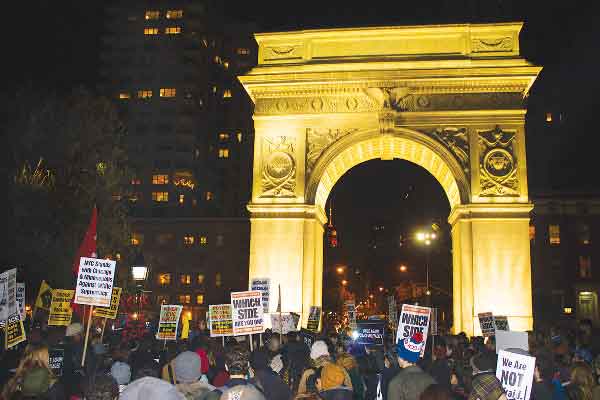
[111,361,132,385]
[121,377,185,400]
[320,363,346,390]
[21,367,51,396]
[66,322,83,337]
[396,332,424,364]
[270,354,283,374]
[310,340,330,360]
[173,351,202,383]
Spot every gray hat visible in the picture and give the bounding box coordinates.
[111,361,132,385]
[121,377,185,400]
[173,351,202,383]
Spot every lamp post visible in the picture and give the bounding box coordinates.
[131,251,149,320]
[415,230,437,305]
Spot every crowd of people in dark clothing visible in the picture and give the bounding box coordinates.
[2,318,600,400]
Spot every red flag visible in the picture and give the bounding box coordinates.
[72,207,98,276]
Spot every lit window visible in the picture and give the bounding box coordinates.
[223,61,229,69]
[158,273,171,286]
[212,86,218,94]
[180,274,191,285]
[215,272,222,287]
[196,294,204,304]
[116,253,121,261]
[218,148,229,158]
[529,225,535,241]
[143,28,159,35]
[145,10,160,20]
[131,232,143,246]
[237,48,250,55]
[549,224,560,245]
[152,191,169,202]
[129,192,141,203]
[199,236,207,245]
[152,174,169,184]
[205,192,213,201]
[165,27,181,34]
[214,55,222,64]
[577,223,591,245]
[546,112,552,123]
[179,194,185,204]
[197,274,205,284]
[137,90,153,99]
[179,295,191,304]
[157,295,169,305]
[579,255,592,278]
[219,133,230,141]
[166,10,183,19]
[131,178,141,185]
[223,89,232,98]
[216,234,224,247]
[201,37,208,47]
[112,193,122,201]
[236,132,243,143]
[160,88,177,97]
[119,92,130,100]
[183,235,195,246]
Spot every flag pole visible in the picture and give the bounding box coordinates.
[81,305,94,367]
[278,285,283,344]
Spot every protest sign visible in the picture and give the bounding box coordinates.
[49,348,65,377]
[271,312,300,334]
[495,316,510,331]
[48,289,74,326]
[300,328,316,348]
[16,283,25,320]
[345,300,357,329]
[231,290,264,335]
[0,272,7,325]
[478,312,496,337]
[156,305,183,340]
[209,304,233,337]
[307,306,321,332]
[396,304,431,354]
[388,296,397,327]
[250,278,270,313]
[95,287,122,319]
[0,268,18,323]
[74,257,116,307]
[430,308,439,336]
[35,280,53,311]
[5,313,26,349]
[355,321,385,346]
[496,331,529,353]
[496,349,535,400]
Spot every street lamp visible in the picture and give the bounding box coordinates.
[399,264,408,273]
[131,251,150,319]
[416,230,437,304]
[341,279,348,286]
[336,266,345,274]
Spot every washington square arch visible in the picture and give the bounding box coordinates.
[238,22,541,336]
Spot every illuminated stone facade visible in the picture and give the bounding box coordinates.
[239,23,541,335]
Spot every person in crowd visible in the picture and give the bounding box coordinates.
[121,377,185,400]
[336,343,364,400]
[293,370,321,400]
[6,367,65,400]
[428,339,452,391]
[219,385,266,400]
[171,351,214,400]
[207,344,259,400]
[249,349,292,400]
[388,333,436,400]
[419,384,453,400]
[574,350,594,366]
[280,334,311,393]
[85,374,119,400]
[567,363,595,400]
[531,351,555,400]
[298,341,353,395]
[468,351,505,400]
[162,344,183,385]
[312,364,353,400]
[207,350,230,388]
[111,361,132,393]
[382,349,400,400]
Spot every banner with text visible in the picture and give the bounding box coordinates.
[48,289,74,326]
[355,321,385,346]
[16,283,25,320]
[209,304,234,337]
[5,313,26,349]
[250,278,270,313]
[478,312,496,337]
[74,257,116,307]
[95,287,122,319]
[271,312,300,334]
[307,306,321,332]
[396,304,431,354]
[496,349,535,400]
[35,280,53,311]
[156,305,183,341]
[49,348,65,377]
[231,290,264,335]
[300,328,316,349]
[0,268,18,326]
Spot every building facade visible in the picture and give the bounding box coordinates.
[531,195,600,328]
[101,0,256,321]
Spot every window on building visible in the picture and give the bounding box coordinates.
[137,90,153,98]
[129,193,141,203]
[131,178,141,185]
[180,274,191,285]
[183,235,195,246]
[130,232,143,246]
[158,273,171,286]
[166,10,183,19]
[156,233,174,246]
[152,174,169,184]
[143,28,159,35]
[215,272,222,287]
[112,193,122,201]
[160,88,177,97]
[579,256,592,278]
[212,86,218,94]
[179,194,185,205]
[218,133,229,141]
[549,224,561,245]
[218,148,229,158]
[214,55,222,64]
[216,234,224,247]
[205,192,213,201]
[179,294,191,304]
[145,10,160,20]
[236,132,243,143]
[237,48,250,55]
[223,61,229,69]
[165,27,181,34]
[119,92,130,100]
[152,191,169,202]
[223,89,232,98]
[156,295,170,305]
[199,236,207,246]
[201,37,208,47]
[577,223,591,245]
[196,294,204,304]
[529,225,536,241]
[197,274,205,284]
[546,112,553,123]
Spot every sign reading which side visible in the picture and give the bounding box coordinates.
[209,304,233,337]
[496,349,535,400]
[478,312,496,337]
[74,257,116,307]
[355,321,385,346]
[95,287,122,319]
[48,289,74,326]
[250,278,270,313]
[156,305,183,341]
[231,290,264,335]
[307,306,321,332]
[396,304,431,355]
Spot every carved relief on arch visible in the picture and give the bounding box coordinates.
[428,127,470,174]
[260,136,297,198]
[306,128,359,175]
[477,126,519,196]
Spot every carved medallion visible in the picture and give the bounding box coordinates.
[306,128,359,174]
[261,136,296,197]
[471,37,513,53]
[478,126,519,196]
[430,127,470,172]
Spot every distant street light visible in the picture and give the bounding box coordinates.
[336,266,345,274]
[399,265,408,272]
[341,279,348,286]
[416,229,437,305]
[378,286,384,292]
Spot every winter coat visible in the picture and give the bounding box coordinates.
[252,369,292,400]
[176,381,215,400]
[319,387,354,400]
[387,365,436,400]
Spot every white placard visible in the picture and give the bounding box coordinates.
[250,278,270,313]
[0,269,18,323]
[496,330,529,353]
[396,304,431,356]
[478,312,496,337]
[74,257,116,307]
[496,349,535,400]
[16,283,25,320]
[270,313,300,334]
[494,316,510,331]
[231,290,264,335]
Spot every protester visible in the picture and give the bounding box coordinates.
[568,362,595,400]
[249,349,292,400]
[121,377,185,400]
[298,340,353,394]
[111,361,132,393]
[388,333,436,400]
[468,351,505,400]
[219,385,266,400]
[316,363,354,400]
[419,384,453,400]
[171,351,215,399]
[85,374,119,400]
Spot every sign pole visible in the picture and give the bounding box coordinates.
[249,334,254,351]
[100,318,107,342]
[222,336,225,348]
[259,333,263,347]
[81,305,94,367]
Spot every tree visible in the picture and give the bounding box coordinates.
[2,87,131,291]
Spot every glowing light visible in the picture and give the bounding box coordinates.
[132,312,138,320]
[131,266,148,281]
[174,177,195,190]
[399,265,408,272]
[564,307,573,314]
[369,294,374,299]
[336,266,344,274]
[341,280,348,286]
[416,232,425,241]
[25,305,31,312]
[351,331,359,340]
[378,286,384,292]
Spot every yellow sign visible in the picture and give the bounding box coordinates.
[35,280,53,311]
[95,288,122,319]
[181,311,191,339]
[48,289,74,326]
[5,314,26,349]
